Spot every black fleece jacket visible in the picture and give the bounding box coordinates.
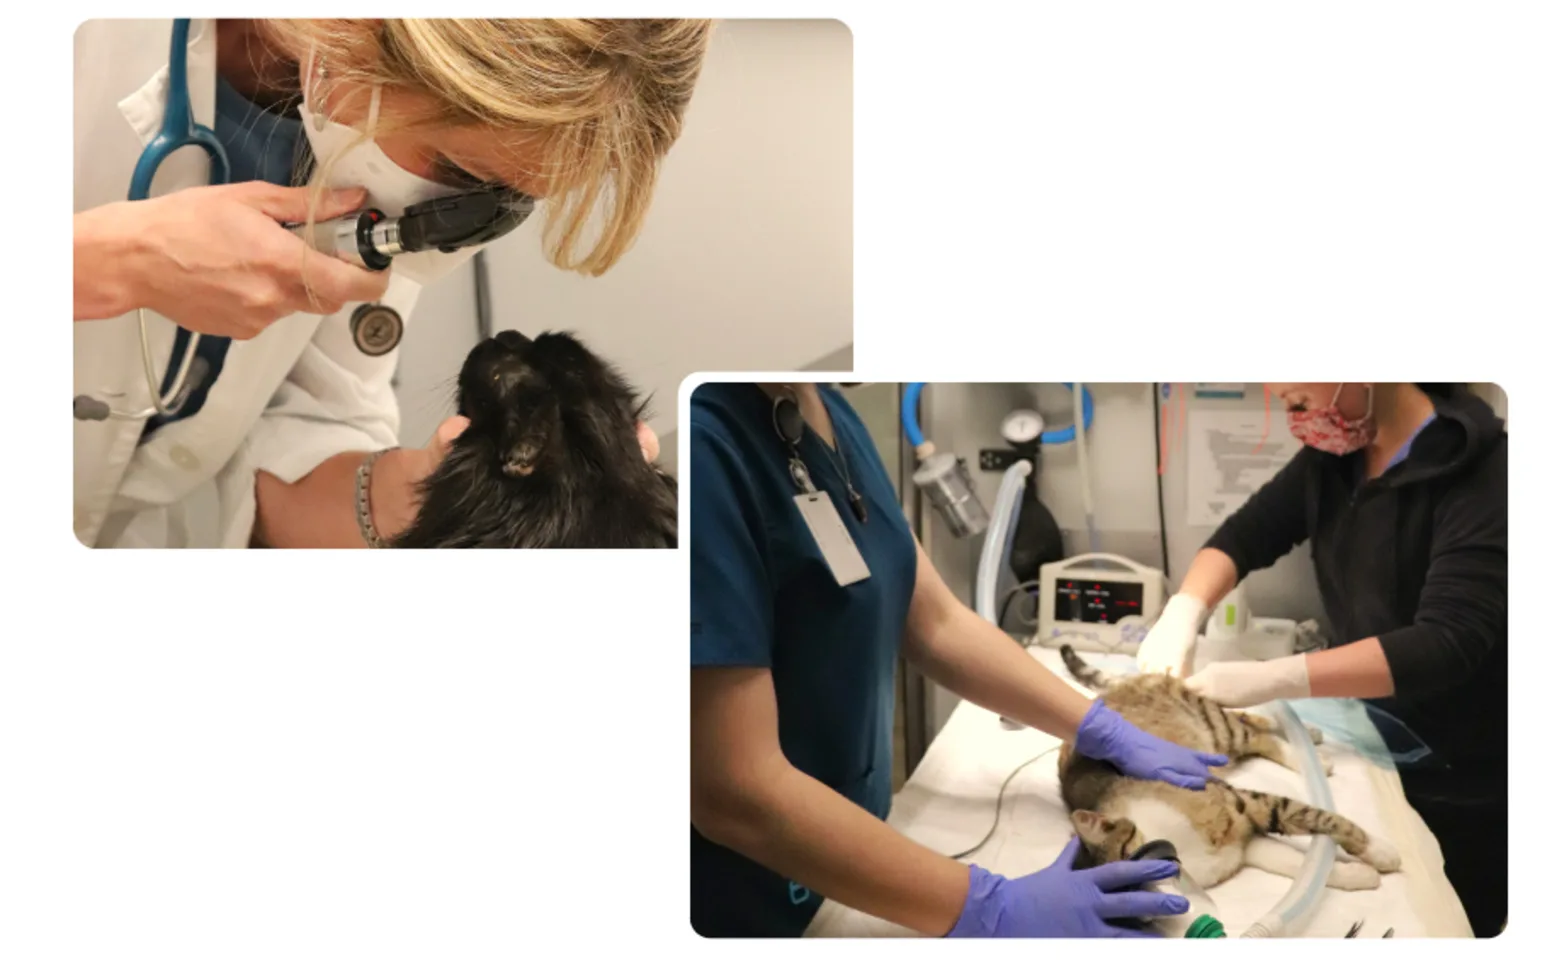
[1206,388,1506,780]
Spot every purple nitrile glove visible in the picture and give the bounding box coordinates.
[945,837,1188,938]
[1074,698,1229,789]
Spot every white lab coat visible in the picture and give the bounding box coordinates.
[73,19,473,548]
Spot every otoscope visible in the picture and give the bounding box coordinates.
[288,186,535,270]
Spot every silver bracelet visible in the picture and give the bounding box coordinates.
[356,447,399,548]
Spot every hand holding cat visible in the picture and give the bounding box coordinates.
[1136,592,1206,678]
[635,421,660,462]
[1074,699,1229,789]
[1185,655,1311,708]
[946,839,1188,938]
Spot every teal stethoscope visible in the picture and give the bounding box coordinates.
[74,19,227,423]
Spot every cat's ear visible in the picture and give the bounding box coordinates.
[1071,810,1105,834]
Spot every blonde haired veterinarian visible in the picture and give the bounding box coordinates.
[72,19,710,547]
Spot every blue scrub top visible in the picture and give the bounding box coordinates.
[141,77,306,440]
[689,383,918,938]
[1351,411,1437,487]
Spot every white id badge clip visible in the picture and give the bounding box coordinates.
[794,492,871,587]
[771,390,871,587]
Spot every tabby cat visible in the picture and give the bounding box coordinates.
[1057,645,1401,891]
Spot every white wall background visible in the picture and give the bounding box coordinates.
[907,382,1505,736]
[391,19,854,469]
[1471,382,1508,421]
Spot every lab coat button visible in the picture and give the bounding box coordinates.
[351,303,403,356]
[170,445,200,472]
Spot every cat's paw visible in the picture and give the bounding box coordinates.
[1327,861,1382,891]
[1307,724,1325,744]
[1277,741,1332,775]
[1358,836,1402,873]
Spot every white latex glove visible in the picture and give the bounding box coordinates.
[1184,655,1312,707]
[1136,593,1207,678]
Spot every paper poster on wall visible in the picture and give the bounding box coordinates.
[1186,408,1301,526]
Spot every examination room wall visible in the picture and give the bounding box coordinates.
[390,19,854,471]
[909,382,1505,740]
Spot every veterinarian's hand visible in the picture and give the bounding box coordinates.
[946,838,1186,937]
[1185,655,1311,708]
[75,183,391,338]
[368,416,471,538]
[1136,593,1205,679]
[1074,699,1228,790]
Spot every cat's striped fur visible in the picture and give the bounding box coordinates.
[1057,645,1401,891]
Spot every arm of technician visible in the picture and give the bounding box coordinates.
[1181,450,1316,611]
[691,667,973,935]
[898,540,1226,788]
[251,420,466,547]
[1138,451,1314,677]
[1188,451,1507,706]
[899,540,1091,738]
[252,418,662,546]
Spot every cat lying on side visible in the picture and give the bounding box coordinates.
[1057,645,1401,891]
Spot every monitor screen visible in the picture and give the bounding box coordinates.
[1052,578,1145,625]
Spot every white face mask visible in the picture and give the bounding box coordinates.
[297,47,480,287]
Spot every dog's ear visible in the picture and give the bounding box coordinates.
[500,395,560,478]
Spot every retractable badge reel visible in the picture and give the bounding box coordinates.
[772,392,871,587]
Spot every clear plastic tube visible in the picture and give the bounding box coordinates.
[1242,701,1336,937]
[975,459,1032,625]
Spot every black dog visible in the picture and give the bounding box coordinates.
[393,330,677,548]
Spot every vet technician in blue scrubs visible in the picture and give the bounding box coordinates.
[689,382,1233,938]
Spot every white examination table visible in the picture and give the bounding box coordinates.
[806,647,1472,938]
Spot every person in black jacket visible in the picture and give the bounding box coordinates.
[1135,382,1506,938]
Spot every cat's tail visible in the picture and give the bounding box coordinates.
[1059,645,1114,693]
[1226,785,1401,873]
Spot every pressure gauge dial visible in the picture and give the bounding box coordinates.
[1001,408,1045,445]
